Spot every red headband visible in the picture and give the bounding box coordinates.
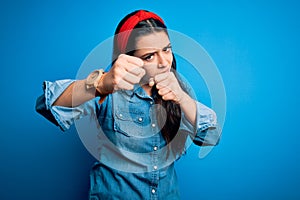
[117,10,165,53]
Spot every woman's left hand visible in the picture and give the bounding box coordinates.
[154,72,186,104]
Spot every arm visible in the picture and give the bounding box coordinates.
[177,92,197,125]
[154,71,220,146]
[154,72,197,125]
[53,54,145,108]
[178,90,220,146]
[53,80,97,107]
[35,79,95,131]
[36,55,146,130]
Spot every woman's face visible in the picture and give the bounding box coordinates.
[133,31,173,84]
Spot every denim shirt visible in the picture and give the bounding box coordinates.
[36,79,220,200]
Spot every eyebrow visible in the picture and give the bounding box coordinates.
[137,43,172,59]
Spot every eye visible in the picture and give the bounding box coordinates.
[163,46,172,53]
[142,53,154,61]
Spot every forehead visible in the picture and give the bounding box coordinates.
[135,31,170,50]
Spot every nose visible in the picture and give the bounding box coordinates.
[158,52,168,68]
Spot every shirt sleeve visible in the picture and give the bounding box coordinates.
[35,79,97,131]
[180,102,221,146]
[178,76,221,146]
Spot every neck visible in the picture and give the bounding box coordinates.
[141,84,152,96]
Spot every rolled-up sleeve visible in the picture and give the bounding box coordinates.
[180,102,221,146]
[177,74,221,146]
[35,80,96,131]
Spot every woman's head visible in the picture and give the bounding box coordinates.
[113,10,176,83]
[113,10,166,54]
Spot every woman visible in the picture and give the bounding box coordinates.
[36,10,220,200]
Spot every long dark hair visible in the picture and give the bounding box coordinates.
[113,10,187,157]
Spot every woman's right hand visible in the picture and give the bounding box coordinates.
[97,54,145,94]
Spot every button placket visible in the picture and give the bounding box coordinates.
[150,127,159,200]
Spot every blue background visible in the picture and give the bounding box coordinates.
[1,0,299,199]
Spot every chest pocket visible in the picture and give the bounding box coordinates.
[114,108,152,138]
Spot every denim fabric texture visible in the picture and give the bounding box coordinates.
[36,79,220,200]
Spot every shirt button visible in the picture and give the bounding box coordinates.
[119,113,123,118]
[152,123,156,128]
[153,165,158,170]
[138,117,143,122]
[151,189,156,194]
[150,101,153,105]
[153,146,158,151]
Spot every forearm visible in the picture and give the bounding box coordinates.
[52,80,96,107]
[178,92,197,126]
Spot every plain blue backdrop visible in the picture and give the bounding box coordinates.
[1,0,300,199]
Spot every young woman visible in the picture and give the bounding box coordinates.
[36,10,220,200]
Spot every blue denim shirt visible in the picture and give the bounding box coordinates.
[36,79,220,200]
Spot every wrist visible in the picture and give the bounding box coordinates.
[95,73,111,103]
[95,73,110,95]
[175,91,188,105]
[85,69,109,104]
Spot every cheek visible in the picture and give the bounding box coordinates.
[167,54,173,63]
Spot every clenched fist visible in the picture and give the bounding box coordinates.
[98,54,146,93]
[154,71,186,104]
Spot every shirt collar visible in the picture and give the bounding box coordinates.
[121,84,153,100]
